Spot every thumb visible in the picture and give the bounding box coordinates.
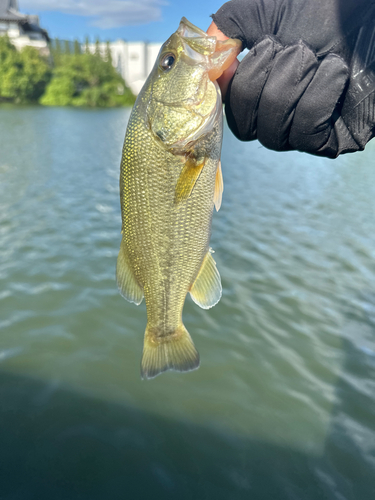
[207,21,240,101]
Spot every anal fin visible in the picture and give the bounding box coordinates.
[190,249,222,309]
[116,239,144,305]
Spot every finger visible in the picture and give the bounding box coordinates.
[225,36,283,140]
[206,21,229,41]
[207,21,241,100]
[289,54,349,154]
[257,41,318,151]
[217,58,239,101]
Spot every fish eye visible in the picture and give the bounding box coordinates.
[160,53,175,71]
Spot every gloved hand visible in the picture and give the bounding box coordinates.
[211,0,375,158]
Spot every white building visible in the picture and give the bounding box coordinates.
[89,40,162,95]
[0,0,49,55]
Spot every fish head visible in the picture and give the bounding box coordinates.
[145,17,241,152]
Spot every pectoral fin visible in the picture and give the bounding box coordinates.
[116,239,144,305]
[190,249,222,309]
[214,161,223,212]
[175,156,205,204]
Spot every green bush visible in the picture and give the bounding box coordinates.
[0,36,51,103]
[0,36,135,108]
[41,52,135,108]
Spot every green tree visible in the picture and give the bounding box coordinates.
[55,38,61,53]
[74,39,81,55]
[40,52,135,107]
[84,36,90,54]
[0,36,51,103]
[95,37,101,58]
[52,37,62,65]
[64,40,71,55]
[105,41,112,65]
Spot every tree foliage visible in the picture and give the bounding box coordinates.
[41,50,135,107]
[0,36,51,103]
[0,35,135,108]
[105,41,112,65]
[64,40,71,55]
[74,39,81,55]
[95,37,101,58]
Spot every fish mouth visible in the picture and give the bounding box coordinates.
[178,17,208,39]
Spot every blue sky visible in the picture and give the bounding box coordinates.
[20,0,227,43]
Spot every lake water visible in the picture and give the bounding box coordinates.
[0,106,374,499]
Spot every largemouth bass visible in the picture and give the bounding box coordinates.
[117,18,241,379]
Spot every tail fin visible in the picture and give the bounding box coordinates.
[141,324,200,380]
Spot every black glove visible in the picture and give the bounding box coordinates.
[212,0,375,158]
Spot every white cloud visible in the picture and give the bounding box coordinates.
[20,0,166,28]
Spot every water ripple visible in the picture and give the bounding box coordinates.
[0,108,374,498]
